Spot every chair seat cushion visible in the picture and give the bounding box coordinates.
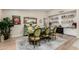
[30,37,40,41]
[46,35,49,37]
[30,37,34,40]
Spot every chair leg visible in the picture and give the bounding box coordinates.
[47,37,49,41]
[39,40,40,46]
[34,41,35,48]
[47,37,50,41]
[45,38,47,42]
[55,35,56,40]
[29,41,31,44]
[29,40,31,44]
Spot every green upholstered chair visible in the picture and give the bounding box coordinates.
[42,27,51,41]
[28,25,34,44]
[29,28,41,48]
[46,28,50,35]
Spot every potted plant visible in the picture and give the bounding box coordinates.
[0,17,14,40]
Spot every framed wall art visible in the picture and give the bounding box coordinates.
[24,17,37,24]
[23,17,37,36]
[12,15,21,25]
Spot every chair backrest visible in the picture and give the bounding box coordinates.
[45,28,50,35]
[28,26,33,34]
[53,27,57,33]
[35,25,40,29]
[34,28,41,37]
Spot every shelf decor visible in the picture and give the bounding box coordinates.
[72,22,77,28]
[61,14,75,19]
[51,16,59,20]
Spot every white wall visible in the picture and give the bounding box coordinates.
[0,10,2,21]
[2,9,47,37]
[76,10,79,38]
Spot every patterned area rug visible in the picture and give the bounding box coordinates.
[16,36,67,50]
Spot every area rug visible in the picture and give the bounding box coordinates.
[16,36,67,50]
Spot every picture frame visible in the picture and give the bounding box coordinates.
[24,17,37,24]
[12,15,21,25]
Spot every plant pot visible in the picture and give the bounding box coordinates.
[4,34,10,40]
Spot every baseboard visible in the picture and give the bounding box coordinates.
[63,33,77,37]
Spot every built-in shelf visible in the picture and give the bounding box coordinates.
[49,10,77,30]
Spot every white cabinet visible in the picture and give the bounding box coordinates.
[64,28,77,36]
